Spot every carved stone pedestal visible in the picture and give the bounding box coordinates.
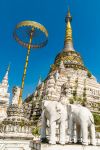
[31,143,100,150]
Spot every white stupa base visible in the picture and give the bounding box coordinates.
[31,143,100,150]
[0,139,32,150]
[41,144,100,150]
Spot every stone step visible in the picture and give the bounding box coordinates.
[31,143,100,150]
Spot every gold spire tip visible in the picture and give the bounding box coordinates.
[65,7,72,23]
[64,7,74,50]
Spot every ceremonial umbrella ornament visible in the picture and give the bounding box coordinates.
[13,21,48,106]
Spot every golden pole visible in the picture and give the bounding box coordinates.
[18,29,34,106]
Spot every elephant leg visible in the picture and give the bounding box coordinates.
[49,121,56,144]
[76,124,81,143]
[59,120,66,145]
[41,111,47,142]
[89,124,96,146]
[66,121,69,144]
[69,118,74,143]
[81,123,88,145]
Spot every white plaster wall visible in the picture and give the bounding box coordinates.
[0,139,32,150]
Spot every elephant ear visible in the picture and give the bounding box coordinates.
[42,100,49,109]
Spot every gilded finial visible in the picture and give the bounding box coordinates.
[64,7,74,51]
[65,8,72,44]
[65,7,72,23]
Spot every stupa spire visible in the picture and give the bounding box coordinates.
[64,8,75,51]
[5,64,10,77]
[38,76,42,86]
[2,64,10,86]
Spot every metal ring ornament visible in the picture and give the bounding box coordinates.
[13,21,48,48]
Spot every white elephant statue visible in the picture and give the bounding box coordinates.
[41,100,67,145]
[67,104,96,146]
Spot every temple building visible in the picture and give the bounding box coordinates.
[24,9,100,126]
[0,66,10,121]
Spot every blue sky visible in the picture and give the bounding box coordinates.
[0,0,100,101]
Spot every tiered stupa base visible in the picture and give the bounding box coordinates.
[0,103,33,150]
